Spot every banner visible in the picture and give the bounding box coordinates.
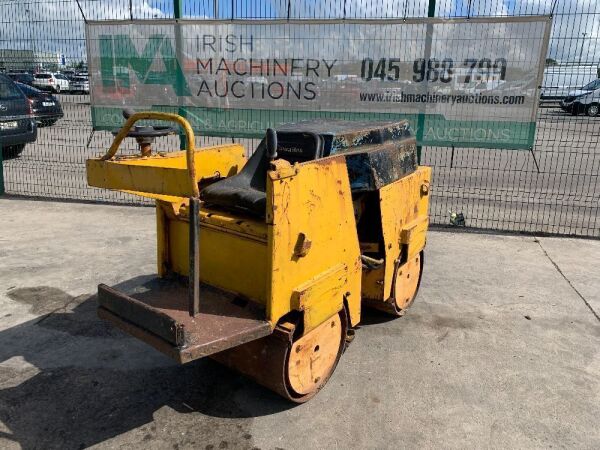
[87,17,551,149]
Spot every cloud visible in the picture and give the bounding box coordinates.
[436,0,599,63]
[0,0,166,63]
[0,0,598,65]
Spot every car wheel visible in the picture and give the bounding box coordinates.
[1,144,25,158]
[586,103,599,117]
[570,109,578,116]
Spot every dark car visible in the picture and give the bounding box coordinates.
[7,72,35,86]
[0,74,37,158]
[16,82,64,126]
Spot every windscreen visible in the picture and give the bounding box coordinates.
[0,76,23,100]
[582,79,600,90]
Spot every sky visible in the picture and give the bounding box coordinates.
[0,0,598,65]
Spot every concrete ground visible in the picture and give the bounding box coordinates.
[0,198,598,450]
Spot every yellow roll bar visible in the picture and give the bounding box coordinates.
[101,111,199,198]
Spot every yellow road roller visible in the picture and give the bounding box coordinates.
[87,110,431,402]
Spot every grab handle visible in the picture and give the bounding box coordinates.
[101,111,199,198]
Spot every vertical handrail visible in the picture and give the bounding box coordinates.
[100,110,202,316]
[188,197,201,316]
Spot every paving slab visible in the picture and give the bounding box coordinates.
[536,236,600,319]
[0,198,598,450]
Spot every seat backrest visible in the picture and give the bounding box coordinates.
[199,139,269,217]
[244,139,269,190]
[275,132,323,164]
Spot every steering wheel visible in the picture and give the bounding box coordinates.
[112,108,177,156]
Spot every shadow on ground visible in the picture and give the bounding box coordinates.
[0,279,293,450]
[0,151,22,161]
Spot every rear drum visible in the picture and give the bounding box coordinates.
[212,310,347,403]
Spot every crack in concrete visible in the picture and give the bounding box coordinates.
[34,296,81,325]
[535,238,600,323]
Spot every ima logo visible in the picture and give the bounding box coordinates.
[99,34,190,96]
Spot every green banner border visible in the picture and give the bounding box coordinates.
[91,106,535,150]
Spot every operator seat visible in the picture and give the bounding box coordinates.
[201,139,270,217]
[201,119,416,218]
[201,130,323,217]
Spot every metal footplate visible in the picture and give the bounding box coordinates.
[97,279,272,363]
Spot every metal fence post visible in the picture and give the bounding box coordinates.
[0,142,4,195]
[416,0,436,164]
[174,0,187,150]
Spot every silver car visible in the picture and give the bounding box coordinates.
[69,76,89,94]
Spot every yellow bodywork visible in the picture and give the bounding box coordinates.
[87,112,430,334]
[266,157,362,331]
[147,156,362,331]
[87,145,246,200]
[361,166,431,302]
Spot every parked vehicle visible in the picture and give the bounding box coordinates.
[560,78,600,117]
[0,75,37,158]
[7,73,35,86]
[541,65,598,100]
[32,72,69,93]
[69,76,89,94]
[16,82,64,126]
[54,73,71,92]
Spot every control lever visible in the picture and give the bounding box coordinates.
[266,128,278,162]
[111,108,176,156]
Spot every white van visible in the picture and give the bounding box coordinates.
[560,78,600,117]
[541,65,598,100]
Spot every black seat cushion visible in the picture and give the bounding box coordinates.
[201,139,269,217]
[200,133,323,218]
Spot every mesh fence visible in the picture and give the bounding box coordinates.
[0,0,599,237]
